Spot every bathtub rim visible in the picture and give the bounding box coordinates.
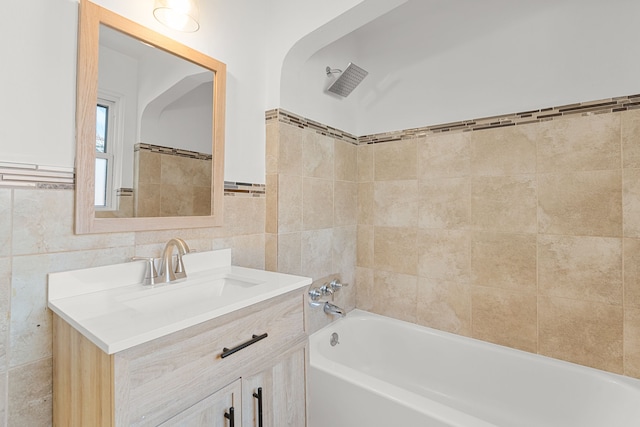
[310,309,640,395]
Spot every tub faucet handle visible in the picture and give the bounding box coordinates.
[328,279,348,291]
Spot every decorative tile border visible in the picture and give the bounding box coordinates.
[224,181,266,197]
[269,93,640,145]
[0,162,74,189]
[135,143,213,160]
[359,94,640,144]
[266,109,359,145]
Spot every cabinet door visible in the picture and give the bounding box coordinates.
[159,379,242,427]
[242,348,306,427]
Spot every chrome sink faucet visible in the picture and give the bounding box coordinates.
[159,238,191,283]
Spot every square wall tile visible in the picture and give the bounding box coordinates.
[372,270,418,323]
[418,177,470,230]
[303,132,334,179]
[538,235,622,304]
[335,140,357,182]
[265,121,279,174]
[278,123,303,176]
[357,225,374,268]
[357,182,374,225]
[334,181,357,227]
[265,174,278,234]
[277,174,302,233]
[537,113,621,173]
[418,229,470,284]
[417,278,471,336]
[230,234,265,270]
[11,248,133,367]
[301,229,334,281]
[471,175,537,233]
[265,233,277,272]
[224,196,265,237]
[471,286,537,352]
[136,150,161,184]
[623,168,640,237]
[357,144,374,182]
[373,226,418,275]
[13,189,135,255]
[332,226,357,286]
[538,170,622,237]
[470,125,537,176]
[303,177,333,230]
[374,180,419,227]
[624,307,640,379]
[539,296,623,373]
[622,109,640,168]
[277,232,301,275]
[8,358,51,427]
[418,133,470,179]
[355,267,374,311]
[624,238,640,308]
[471,232,537,293]
[374,140,417,181]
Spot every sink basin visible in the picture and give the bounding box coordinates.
[120,274,265,314]
[48,248,312,354]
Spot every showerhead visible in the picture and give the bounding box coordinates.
[326,62,368,97]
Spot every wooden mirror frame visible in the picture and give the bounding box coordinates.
[75,0,226,234]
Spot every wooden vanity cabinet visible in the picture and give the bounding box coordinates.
[158,379,242,427]
[53,289,308,427]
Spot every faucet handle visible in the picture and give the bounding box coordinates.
[328,279,348,291]
[174,254,187,280]
[132,257,159,286]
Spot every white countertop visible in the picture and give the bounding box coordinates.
[47,249,311,354]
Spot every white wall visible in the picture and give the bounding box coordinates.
[283,0,640,136]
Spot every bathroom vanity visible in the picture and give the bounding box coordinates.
[48,249,311,426]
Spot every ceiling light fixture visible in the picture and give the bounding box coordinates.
[153,0,200,32]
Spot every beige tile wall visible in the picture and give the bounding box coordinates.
[135,150,212,217]
[266,120,357,334]
[0,189,265,426]
[357,109,640,378]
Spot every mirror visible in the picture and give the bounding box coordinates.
[75,0,226,233]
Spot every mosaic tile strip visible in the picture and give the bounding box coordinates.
[135,143,213,160]
[0,162,74,189]
[224,181,266,197]
[117,188,134,197]
[358,94,640,144]
[267,109,359,145]
[269,94,640,145]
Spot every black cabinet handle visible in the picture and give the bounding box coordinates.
[224,406,235,427]
[252,387,263,427]
[220,333,268,359]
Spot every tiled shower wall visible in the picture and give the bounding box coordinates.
[265,116,357,333]
[0,189,265,426]
[356,109,640,378]
[134,144,212,217]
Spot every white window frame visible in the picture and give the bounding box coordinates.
[95,90,124,211]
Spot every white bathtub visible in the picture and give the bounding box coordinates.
[309,310,640,427]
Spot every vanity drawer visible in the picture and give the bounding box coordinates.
[113,291,306,426]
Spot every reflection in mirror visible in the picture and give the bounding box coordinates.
[96,25,213,218]
[75,0,226,234]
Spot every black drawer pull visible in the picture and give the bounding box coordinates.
[221,333,268,359]
[224,406,235,427]
[253,387,263,427]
